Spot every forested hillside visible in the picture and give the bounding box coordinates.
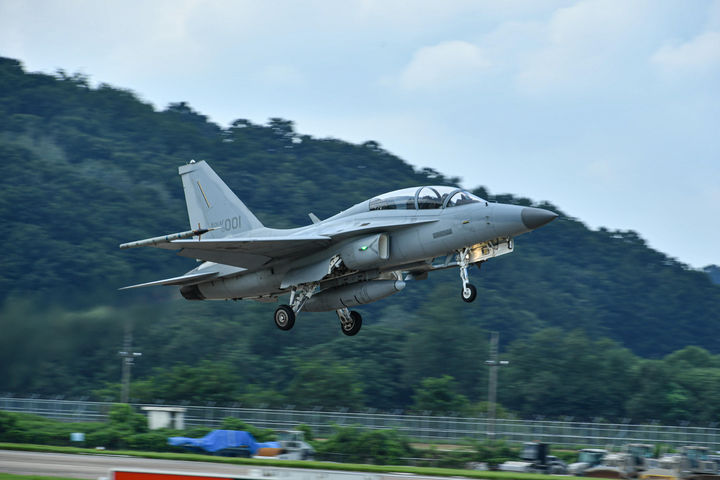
[705,266,720,285]
[2,56,720,424]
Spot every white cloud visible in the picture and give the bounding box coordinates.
[651,31,720,73]
[514,0,654,94]
[1,0,718,267]
[396,41,491,91]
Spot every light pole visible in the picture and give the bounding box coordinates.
[118,322,142,404]
[485,331,509,440]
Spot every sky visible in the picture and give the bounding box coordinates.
[1,0,719,268]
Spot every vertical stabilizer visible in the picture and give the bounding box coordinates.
[178,161,263,238]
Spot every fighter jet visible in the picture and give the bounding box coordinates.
[120,160,557,336]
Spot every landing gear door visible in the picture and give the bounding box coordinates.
[467,237,514,264]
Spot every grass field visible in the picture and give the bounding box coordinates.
[0,443,582,480]
[0,474,80,480]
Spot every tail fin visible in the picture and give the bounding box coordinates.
[178,160,263,238]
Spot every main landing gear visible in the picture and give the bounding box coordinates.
[337,308,362,336]
[273,283,363,336]
[273,283,317,332]
[274,305,295,330]
[458,247,478,303]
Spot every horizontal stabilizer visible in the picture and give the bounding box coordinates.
[119,271,218,290]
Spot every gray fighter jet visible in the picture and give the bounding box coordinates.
[120,160,557,336]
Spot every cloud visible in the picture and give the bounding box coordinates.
[396,40,491,91]
[1,0,718,267]
[514,0,654,95]
[651,31,720,73]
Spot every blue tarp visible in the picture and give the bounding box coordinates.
[168,429,280,454]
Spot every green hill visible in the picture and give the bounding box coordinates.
[2,56,719,423]
[705,265,720,285]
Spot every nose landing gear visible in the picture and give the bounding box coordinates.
[458,247,478,303]
[461,283,477,303]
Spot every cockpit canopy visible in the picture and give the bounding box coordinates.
[369,186,485,211]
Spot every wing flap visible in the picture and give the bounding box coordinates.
[119,271,218,290]
[176,248,271,269]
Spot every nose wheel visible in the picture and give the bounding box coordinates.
[458,247,477,303]
[461,284,477,302]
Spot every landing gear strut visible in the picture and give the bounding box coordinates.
[458,247,477,303]
[274,283,318,331]
[337,308,362,336]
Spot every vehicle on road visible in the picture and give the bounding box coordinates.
[499,442,568,474]
[641,446,720,480]
[569,449,608,476]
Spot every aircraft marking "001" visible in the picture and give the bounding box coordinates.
[223,216,242,230]
[211,216,242,230]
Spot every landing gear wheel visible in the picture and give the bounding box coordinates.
[341,311,363,336]
[461,284,477,303]
[274,305,295,331]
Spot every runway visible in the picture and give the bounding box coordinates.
[0,449,450,480]
[0,449,264,479]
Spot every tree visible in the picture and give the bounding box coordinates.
[2,55,720,425]
[130,360,245,404]
[411,375,470,415]
[317,425,413,465]
[108,403,147,433]
[502,329,637,419]
[285,359,365,409]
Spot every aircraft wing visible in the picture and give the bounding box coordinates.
[169,236,332,269]
[122,219,436,270]
[119,271,219,290]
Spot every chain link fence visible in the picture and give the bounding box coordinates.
[2,396,718,449]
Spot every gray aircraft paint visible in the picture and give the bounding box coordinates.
[180,161,263,237]
[121,161,557,335]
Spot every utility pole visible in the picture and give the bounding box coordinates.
[485,331,509,440]
[118,322,142,404]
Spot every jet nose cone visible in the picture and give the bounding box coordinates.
[521,207,558,230]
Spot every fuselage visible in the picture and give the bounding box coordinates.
[121,162,558,335]
[184,192,538,302]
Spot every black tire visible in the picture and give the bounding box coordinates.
[341,310,362,336]
[461,283,477,303]
[274,305,295,331]
[550,465,565,475]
